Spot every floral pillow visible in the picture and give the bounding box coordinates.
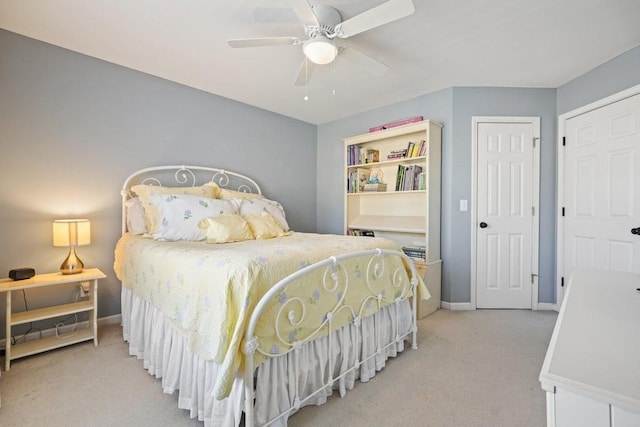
[131,184,218,234]
[147,193,238,241]
[237,198,290,231]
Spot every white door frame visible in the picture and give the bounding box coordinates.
[471,116,541,310]
[556,83,640,308]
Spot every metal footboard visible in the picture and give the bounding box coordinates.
[243,248,419,426]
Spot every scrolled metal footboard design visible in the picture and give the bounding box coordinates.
[243,248,419,427]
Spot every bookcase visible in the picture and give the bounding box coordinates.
[344,120,442,317]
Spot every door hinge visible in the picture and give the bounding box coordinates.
[532,206,535,216]
[561,277,565,287]
[562,207,565,216]
[562,136,566,146]
[531,273,538,284]
[533,137,539,148]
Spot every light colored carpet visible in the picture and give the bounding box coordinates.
[0,309,556,426]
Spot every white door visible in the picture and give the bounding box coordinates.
[474,119,539,309]
[561,93,640,297]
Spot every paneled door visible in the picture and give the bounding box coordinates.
[473,118,539,309]
[561,93,640,304]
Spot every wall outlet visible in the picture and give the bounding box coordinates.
[79,281,90,298]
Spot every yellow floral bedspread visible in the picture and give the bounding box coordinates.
[114,232,428,399]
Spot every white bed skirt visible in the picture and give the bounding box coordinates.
[121,286,412,426]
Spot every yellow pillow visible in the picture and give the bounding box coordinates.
[202,182,221,198]
[217,188,264,200]
[244,212,289,239]
[131,184,217,233]
[198,214,254,243]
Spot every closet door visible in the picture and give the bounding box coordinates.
[562,93,640,303]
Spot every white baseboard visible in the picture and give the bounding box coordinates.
[441,301,557,311]
[536,303,557,311]
[0,314,122,349]
[441,301,475,311]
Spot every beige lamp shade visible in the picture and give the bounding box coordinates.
[53,219,91,247]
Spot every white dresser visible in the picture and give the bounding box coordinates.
[539,270,640,426]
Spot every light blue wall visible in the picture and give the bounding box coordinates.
[317,87,557,304]
[450,87,557,303]
[0,30,317,338]
[318,44,640,306]
[557,45,640,115]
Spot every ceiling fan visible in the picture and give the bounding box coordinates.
[227,0,415,86]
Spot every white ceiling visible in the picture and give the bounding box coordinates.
[1,0,640,125]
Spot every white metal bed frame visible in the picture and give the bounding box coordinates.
[119,165,419,426]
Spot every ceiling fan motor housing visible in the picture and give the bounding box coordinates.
[305,5,342,38]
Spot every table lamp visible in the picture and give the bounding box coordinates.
[53,219,91,274]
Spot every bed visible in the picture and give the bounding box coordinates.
[114,165,426,426]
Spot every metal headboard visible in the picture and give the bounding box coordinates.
[120,165,262,234]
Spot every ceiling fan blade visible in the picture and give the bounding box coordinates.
[334,0,415,38]
[287,0,319,27]
[339,47,389,77]
[227,37,300,48]
[293,58,316,86]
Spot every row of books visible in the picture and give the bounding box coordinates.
[395,164,425,191]
[349,229,375,237]
[402,246,426,262]
[408,140,427,158]
[347,146,379,166]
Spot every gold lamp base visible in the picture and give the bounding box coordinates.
[60,247,84,275]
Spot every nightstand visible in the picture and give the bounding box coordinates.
[0,268,106,370]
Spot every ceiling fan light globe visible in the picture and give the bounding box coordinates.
[303,38,337,65]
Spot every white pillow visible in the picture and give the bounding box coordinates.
[148,193,238,241]
[124,197,147,235]
[237,198,290,231]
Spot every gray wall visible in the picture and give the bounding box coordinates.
[0,30,317,339]
[449,87,557,303]
[317,87,557,305]
[318,44,640,306]
[557,45,640,115]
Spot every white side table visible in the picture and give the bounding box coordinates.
[0,268,106,370]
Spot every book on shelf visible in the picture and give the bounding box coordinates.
[369,116,423,133]
[347,145,380,166]
[349,229,375,237]
[417,140,426,157]
[387,149,407,160]
[395,164,423,191]
[402,246,426,262]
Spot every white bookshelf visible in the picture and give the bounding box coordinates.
[344,120,442,317]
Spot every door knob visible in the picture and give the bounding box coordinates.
[632,227,640,235]
[479,222,488,229]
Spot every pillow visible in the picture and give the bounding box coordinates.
[124,197,147,235]
[131,184,218,233]
[238,198,290,231]
[244,212,289,239]
[217,187,264,200]
[198,214,254,243]
[147,193,238,241]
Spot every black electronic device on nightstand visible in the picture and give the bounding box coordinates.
[8,268,35,281]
